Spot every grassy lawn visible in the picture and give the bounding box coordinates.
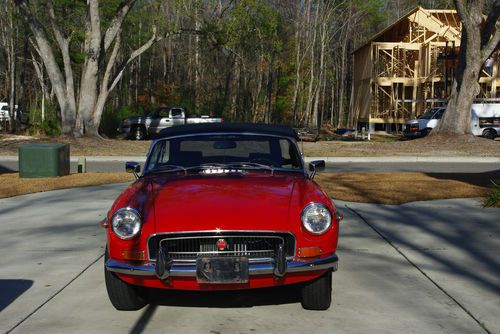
[0,172,134,199]
[316,172,492,205]
[1,171,497,206]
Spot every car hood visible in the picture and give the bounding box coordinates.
[406,119,429,128]
[149,174,298,232]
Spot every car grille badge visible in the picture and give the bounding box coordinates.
[216,238,228,251]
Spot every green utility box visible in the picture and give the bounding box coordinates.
[19,143,70,178]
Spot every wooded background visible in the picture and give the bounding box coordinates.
[1,0,456,136]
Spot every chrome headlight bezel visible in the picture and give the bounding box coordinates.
[111,207,142,240]
[301,202,332,235]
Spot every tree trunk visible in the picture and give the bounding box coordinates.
[264,61,273,124]
[291,2,303,126]
[194,4,201,113]
[8,12,16,131]
[76,0,101,136]
[434,0,500,136]
[252,56,264,122]
[312,19,327,130]
[229,57,240,120]
[305,2,319,127]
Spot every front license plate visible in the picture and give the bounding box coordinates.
[196,256,249,284]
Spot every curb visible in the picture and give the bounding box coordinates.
[1,155,499,163]
[0,155,147,163]
[304,156,500,163]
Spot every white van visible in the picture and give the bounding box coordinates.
[470,104,500,139]
[404,103,500,139]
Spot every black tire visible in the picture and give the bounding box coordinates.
[483,129,496,140]
[421,128,431,137]
[104,249,148,311]
[301,270,332,310]
[132,126,146,140]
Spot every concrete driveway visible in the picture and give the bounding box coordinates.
[0,184,498,334]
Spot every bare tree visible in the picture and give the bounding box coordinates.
[0,2,18,131]
[14,0,163,136]
[434,0,500,136]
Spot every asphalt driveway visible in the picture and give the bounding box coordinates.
[0,184,498,333]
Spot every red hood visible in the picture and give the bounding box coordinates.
[150,174,299,232]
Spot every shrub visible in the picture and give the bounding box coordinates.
[28,99,61,136]
[484,180,500,208]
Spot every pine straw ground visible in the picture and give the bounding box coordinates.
[0,132,499,157]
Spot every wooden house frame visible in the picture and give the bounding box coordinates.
[348,7,499,132]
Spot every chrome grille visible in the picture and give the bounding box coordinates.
[148,232,295,262]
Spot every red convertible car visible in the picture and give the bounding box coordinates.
[102,123,341,311]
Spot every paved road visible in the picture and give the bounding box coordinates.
[1,158,499,174]
[1,184,498,333]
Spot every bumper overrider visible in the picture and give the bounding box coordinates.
[105,253,339,280]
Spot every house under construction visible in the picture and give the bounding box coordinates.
[349,6,500,132]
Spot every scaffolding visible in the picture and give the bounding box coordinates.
[349,7,500,132]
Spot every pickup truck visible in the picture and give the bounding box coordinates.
[0,102,29,131]
[118,106,223,140]
[403,103,500,139]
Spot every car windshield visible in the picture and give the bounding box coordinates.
[418,108,444,120]
[144,134,303,173]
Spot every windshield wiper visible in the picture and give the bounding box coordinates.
[148,162,275,176]
[148,164,188,175]
[196,163,245,175]
[229,162,274,174]
[193,162,274,175]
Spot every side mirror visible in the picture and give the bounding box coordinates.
[126,162,141,180]
[308,160,325,172]
[308,160,325,179]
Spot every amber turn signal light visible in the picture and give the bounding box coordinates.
[298,247,322,258]
[122,250,146,261]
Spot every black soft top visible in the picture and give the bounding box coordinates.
[154,123,299,140]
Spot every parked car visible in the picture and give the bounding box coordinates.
[403,106,445,138]
[102,123,341,311]
[404,103,500,139]
[118,106,223,140]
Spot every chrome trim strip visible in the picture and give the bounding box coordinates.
[105,254,338,277]
[105,260,156,276]
[169,256,294,265]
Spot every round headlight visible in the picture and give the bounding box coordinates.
[301,203,332,235]
[111,208,142,240]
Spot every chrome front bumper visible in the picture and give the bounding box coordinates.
[105,254,338,278]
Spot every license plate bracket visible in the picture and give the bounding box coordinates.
[196,256,249,284]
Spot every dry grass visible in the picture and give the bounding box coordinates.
[316,172,491,204]
[0,170,494,205]
[0,172,134,199]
